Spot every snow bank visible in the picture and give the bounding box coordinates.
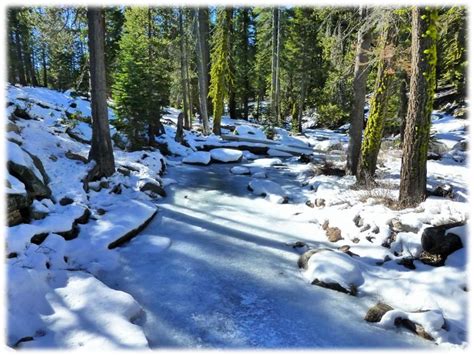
[8,267,148,349]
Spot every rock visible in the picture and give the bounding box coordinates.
[371,225,380,234]
[366,236,375,243]
[305,200,315,208]
[230,166,251,175]
[453,139,467,152]
[97,208,106,215]
[88,181,102,192]
[183,151,211,165]
[297,248,331,269]
[420,224,464,266]
[110,184,122,194]
[285,241,307,249]
[75,208,91,225]
[210,148,243,163]
[429,139,449,155]
[429,183,453,198]
[352,238,360,244]
[398,258,416,270]
[353,214,363,227]
[365,303,393,322]
[56,224,80,240]
[7,146,51,200]
[65,127,91,144]
[49,154,58,162]
[360,224,371,233]
[59,197,74,206]
[117,167,131,176]
[312,278,357,296]
[13,107,33,120]
[7,121,21,133]
[31,232,49,245]
[139,181,167,197]
[299,154,311,163]
[427,152,441,160]
[390,218,420,233]
[65,150,88,164]
[315,198,325,207]
[321,220,329,230]
[7,193,31,226]
[326,227,343,242]
[99,180,109,189]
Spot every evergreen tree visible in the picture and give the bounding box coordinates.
[399,7,438,207]
[356,11,397,185]
[87,7,115,178]
[209,8,233,135]
[112,7,171,149]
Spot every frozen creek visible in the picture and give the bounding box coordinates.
[100,159,431,348]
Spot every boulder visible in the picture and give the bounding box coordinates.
[182,151,211,165]
[139,180,167,197]
[453,139,467,152]
[7,143,51,200]
[297,248,330,269]
[65,150,88,164]
[429,183,453,198]
[59,197,74,206]
[326,227,343,242]
[210,148,243,163]
[311,278,357,296]
[364,303,393,322]
[390,218,420,233]
[420,223,463,266]
[428,139,449,155]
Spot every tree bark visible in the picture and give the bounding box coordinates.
[399,7,437,207]
[42,46,48,87]
[195,8,210,134]
[179,8,190,131]
[356,20,395,185]
[398,70,409,146]
[346,8,372,175]
[87,7,115,177]
[270,7,279,126]
[14,25,27,85]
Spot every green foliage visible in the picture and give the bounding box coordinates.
[112,7,171,149]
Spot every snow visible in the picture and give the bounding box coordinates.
[182,151,211,165]
[8,267,148,349]
[230,166,251,175]
[303,250,365,291]
[7,173,26,195]
[248,179,288,204]
[234,124,266,139]
[5,85,468,349]
[210,148,243,162]
[267,148,293,157]
[7,141,44,183]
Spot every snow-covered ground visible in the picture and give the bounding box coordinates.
[4,84,470,349]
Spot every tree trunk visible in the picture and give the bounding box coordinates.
[270,7,279,125]
[87,8,115,177]
[229,92,237,119]
[14,27,26,86]
[398,70,409,147]
[42,45,48,87]
[399,8,437,208]
[346,8,372,175]
[195,8,210,134]
[183,11,193,129]
[356,21,395,185]
[275,7,281,126]
[175,112,184,143]
[179,9,190,131]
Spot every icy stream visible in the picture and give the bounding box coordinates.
[100,160,431,348]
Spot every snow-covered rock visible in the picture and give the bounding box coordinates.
[302,249,364,294]
[182,151,211,165]
[267,148,293,157]
[210,148,243,163]
[235,125,266,139]
[248,179,288,204]
[230,166,250,175]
